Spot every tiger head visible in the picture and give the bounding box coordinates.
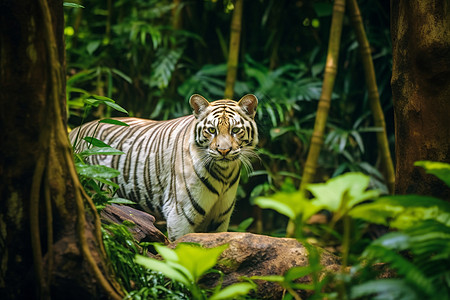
[189,94,259,167]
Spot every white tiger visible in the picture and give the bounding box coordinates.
[70,94,258,241]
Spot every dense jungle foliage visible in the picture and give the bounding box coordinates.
[63,1,449,299]
[65,0,392,230]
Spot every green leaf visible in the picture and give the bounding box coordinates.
[83,137,111,148]
[349,195,450,229]
[86,40,101,55]
[93,177,119,189]
[250,275,285,282]
[415,161,450,187]
[350,279,419,300]
[362,245,434,296]
[99,119,130,126]
[284,266,313,282]
[63,2,84,8]
[307,172,379,212]
[209,282,256,300]
[174,243,228,282]
[134,255,190,286]
[84,96,128,114]
[154,243,178,262]
[75,163,120,179]
[151,48,182,89]
[111,68,132,84]
[80,146,124,156]
[103,101,128,114]
[236,217,254,232]
[254,195,297,220]
[254,192,323,222]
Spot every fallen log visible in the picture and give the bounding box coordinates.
[100,204,169,245]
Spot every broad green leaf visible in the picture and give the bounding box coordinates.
[98,118,130,126]
[75,163,120,179]
[164,260,195,283]
[307,172,379,212]
[209,282,256,300]
[415,161,450,187]
[154,243,178,262]
[174,243,228,282]
[83,137,111,148]
[349,195,450,229]
[255,192,323,222]
[134,255,189,286]
[80,146,124,156]
[254,196,297,220]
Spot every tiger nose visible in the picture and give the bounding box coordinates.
[217,148,231,156]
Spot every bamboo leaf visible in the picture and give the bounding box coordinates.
[98,118,130,126]
[83,137,111,148]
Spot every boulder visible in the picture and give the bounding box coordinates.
[173,232,340,299]
[100,206,341,298]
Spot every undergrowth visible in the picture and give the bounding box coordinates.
[71,95,449,300]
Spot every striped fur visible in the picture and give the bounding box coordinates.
[70,94,258,241]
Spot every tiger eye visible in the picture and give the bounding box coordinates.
[231,127,240,134]
[208,127,216,134]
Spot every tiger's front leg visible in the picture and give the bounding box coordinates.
[165,213,195,241]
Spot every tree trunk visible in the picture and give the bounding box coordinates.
[0,1,122,299]
[391,1,450,199]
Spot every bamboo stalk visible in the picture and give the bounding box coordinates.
[348,0,395,193]
[299,0,346,194]
[172,0,182,30]
[224,0,244,99]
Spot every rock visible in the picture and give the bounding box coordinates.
[172,232,340,299]
[100,204,169,245]
[99,206,340,298]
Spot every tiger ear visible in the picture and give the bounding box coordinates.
[238,94,258,118]
[189,94,210,117]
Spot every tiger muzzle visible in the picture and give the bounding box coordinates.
[214,134,234,158]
